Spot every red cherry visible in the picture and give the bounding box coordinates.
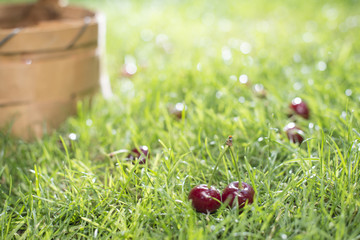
[188,184,221,213]
[127,146,149,164]
[284,123,304,144]
[290,97,310,119]
[221,181,254,209]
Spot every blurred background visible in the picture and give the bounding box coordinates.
[1,0,360,140]
[1,0,359,101]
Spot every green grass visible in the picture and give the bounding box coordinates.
[1,0,360,239]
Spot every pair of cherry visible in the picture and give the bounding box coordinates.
[188,137,255,214]
[188,181,255,213]
[285,97,310,144]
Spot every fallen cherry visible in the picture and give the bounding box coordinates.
[127,146,150,164]
[284,123,304,144]
[121,63,137,78]
[252,83,267,98]
[289,97,310,119]
[222,181,254,209]
[188,184,221,213]
[169,102,187,119]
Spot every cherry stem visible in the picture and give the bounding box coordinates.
[208,145,229,187]
[229,146,242,187]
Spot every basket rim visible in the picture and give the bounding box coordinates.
[0,3,104,54]
[0,3,99,33]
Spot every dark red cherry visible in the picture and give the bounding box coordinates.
[290,97,310,119]
[127,146,149,164]
[221,181,254,209]
[188,184,221,213]
[284,123,304,144]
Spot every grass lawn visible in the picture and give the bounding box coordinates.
[1,0,360,239]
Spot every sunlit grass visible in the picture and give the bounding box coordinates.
[1,0,360,239]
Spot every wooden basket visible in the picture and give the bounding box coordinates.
[0,3,108,140]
